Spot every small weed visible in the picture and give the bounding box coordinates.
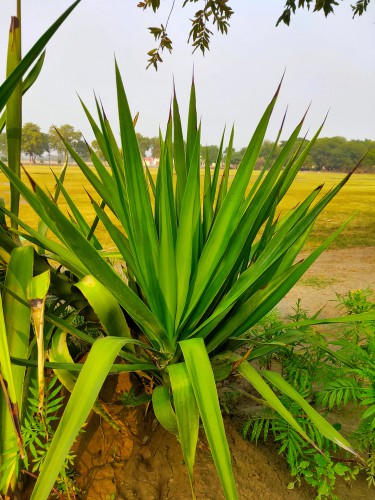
[336,288,375,315]
[242,292,375,498]
[299,275,341,289]
[22,377,79,498]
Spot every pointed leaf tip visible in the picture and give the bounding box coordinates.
[83,136,91,152]
[273,69,286,100]
[9,16,20,32]
[300,102,312,124]
[323,108,330,125]
[22,166,36,192]
[99,98,108,121]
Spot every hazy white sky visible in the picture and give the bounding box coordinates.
[1,0,374,148]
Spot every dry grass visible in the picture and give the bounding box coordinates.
[1,166,374,251]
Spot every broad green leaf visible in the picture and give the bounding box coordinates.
[27,270,50,303]
[30,337,128,500]
[169,363,199,491]
[0,295,19,421]
[2,246,33,405]
[21,51,46,95]
[152,385,178,435]
[49,329,76,392]
[75,275,132,341]
[180,338,238,499]
[0,247,33,491]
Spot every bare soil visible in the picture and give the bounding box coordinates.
[278,246,375,319]
[70,247,375,500]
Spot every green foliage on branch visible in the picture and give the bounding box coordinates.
[277,0,372,26]
[139,0,234,69]
[139,1,372,68]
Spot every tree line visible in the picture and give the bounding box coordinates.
[0,123,87,164]
[0,124,374,172]
[201,137,375,173]
[231,136,375,173]
[0,125,162,164]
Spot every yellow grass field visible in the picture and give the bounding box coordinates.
[0,166,374,251]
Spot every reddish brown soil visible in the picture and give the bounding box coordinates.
[73,402,371,500]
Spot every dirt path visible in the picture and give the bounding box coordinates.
[278,247,375,318]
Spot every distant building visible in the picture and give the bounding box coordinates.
[144,157,159,167]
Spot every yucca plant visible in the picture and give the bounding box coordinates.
[1,62,372,499]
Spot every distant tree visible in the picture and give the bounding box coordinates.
[91,139,100,152]
[22,122,46,164]
[204,145,220,165]
[136,133,152,157]
[91,139,106,161]
[309,136,367,171]
[75,139,90,161]
[49,124,83,162]
[361,143,375,172]
[41,133,50,164]
[149,136,161,158]
[227,147,247,166]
